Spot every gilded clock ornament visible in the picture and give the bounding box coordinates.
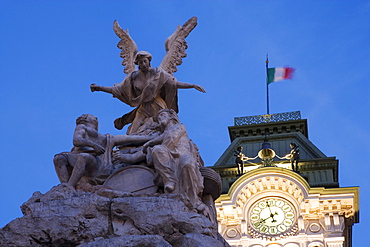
[249,197,298,238]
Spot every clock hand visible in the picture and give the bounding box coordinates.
[259,213,277,224]
[271,211,279,223]
[266,202,277,223]
[259,216,271,223]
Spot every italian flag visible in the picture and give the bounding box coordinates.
[267,67,295,84]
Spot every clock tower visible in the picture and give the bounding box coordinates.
[212,111,359,247]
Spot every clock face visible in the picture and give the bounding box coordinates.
[249,197,296,236]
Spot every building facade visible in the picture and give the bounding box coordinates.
[212,112,359,247]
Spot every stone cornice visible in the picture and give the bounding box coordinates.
[228,118,308,142]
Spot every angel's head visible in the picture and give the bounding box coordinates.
[134,51,152,71]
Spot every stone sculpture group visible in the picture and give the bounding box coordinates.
[53,16,215,214]
[53,109,207,212]
[1,16,227,247]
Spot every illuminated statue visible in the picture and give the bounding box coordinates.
[142,109,204,210]
[90,17,205,135]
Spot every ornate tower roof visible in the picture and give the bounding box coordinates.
[212,111,339,193]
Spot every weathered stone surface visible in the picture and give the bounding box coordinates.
[77,235,172,247]
[103,166,157,194]
[0,184,229,247]
[181,233,225,247]
[1,184,111,246]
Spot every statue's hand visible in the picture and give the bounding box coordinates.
[284,154,292,159]
[112,149,121,163]
[194,84,206,93]
[93,144,105,155]
[142,142,150,155]
[90,83,101,92]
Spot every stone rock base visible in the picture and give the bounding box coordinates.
[0,184,230,247]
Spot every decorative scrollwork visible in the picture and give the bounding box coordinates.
[234,111,301,126]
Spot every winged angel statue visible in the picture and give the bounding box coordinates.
[90,17,205,135]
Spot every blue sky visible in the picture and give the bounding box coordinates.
[1,1,369,245]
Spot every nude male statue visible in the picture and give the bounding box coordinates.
[53,114,153,187]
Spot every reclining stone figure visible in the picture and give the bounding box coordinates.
[142,109,204,210]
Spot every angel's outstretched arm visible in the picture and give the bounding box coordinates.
[90,83,113,94]
[176,81,206,93]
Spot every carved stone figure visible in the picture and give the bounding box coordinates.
[90,17,205,134]
[53,114,109,187]
[142,109,204,210]
[53,114,153,187]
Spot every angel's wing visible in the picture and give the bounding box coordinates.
[159,17,198,74]
[113,20,138,74]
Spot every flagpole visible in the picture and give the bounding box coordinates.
[266,54,270,115]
